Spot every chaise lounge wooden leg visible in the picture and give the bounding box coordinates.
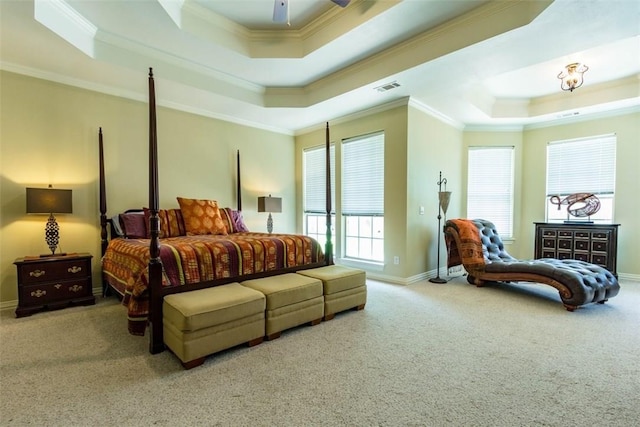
[563,303,578,312]
[354,303,365,311]
[324,313,336,321]
[309,318,322,326]
[597,299,608,304]
[182,357,205,370]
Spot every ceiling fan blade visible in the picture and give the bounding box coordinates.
[273,0,289,23]
[330,0,351,7]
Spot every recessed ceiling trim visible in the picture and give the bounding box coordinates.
[266,0,554,108]
[34,0,97,58]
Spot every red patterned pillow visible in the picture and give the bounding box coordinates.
[143,208,186,238]
[177,197,228,235]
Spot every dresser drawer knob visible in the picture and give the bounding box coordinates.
[68,266,82,274]
[69,284,83,292]
[31,289,46,298]
[29,270,45,278]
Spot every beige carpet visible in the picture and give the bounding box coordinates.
[1,276,639,426]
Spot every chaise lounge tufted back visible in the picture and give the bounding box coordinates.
[470,219,516,264]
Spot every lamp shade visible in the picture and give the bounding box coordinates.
[257,195,282,213]
[26,187,73,214]
[438,191,451,215]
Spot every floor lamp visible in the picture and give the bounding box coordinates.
[429,171,451,283]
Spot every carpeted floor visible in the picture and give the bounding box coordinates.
[1,276,638,426]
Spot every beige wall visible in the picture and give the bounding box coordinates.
[462,112,639,277]
[295,105,409,280]
[407,105,464,279]
[0,71,295,306]
[294,103,465,282]
[521,113,640,275]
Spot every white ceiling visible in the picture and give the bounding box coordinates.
[1,0,639,134]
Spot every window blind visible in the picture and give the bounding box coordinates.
[342,132,384,216]
[467,146,514,237]
[546,134,616,196]
[303,144,335,214]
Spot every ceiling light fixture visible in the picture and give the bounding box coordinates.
[557,63,589,92]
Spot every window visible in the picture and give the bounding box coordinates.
[342,132,384,262]
[546,134,616,223]
[467,146,515,238]
[303,144,335,249]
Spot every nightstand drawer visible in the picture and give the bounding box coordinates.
[20,279,92,305]
[19,258,91,285]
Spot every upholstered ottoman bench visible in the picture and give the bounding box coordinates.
[241,273,324,340]
[163,283,266,369]
[297,265,367,320]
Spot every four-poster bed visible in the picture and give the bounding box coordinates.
[99,69,334,354]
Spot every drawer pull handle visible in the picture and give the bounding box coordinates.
[54,284,62,289]
[69,284,83,292]
[29,270,45,278]
[31,289,46,298]
[68,266,82,274]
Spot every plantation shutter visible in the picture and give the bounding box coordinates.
[303,144,335,214]
[547,134,616,196]
[342,132,384,216]
[467,146,514,237]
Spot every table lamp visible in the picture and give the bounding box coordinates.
[26,185,73,256]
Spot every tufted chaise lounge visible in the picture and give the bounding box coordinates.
[444,219,620,311]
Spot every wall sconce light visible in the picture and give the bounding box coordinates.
[26,186,73,256]
[557,63,589,92]
[257,194,282,234]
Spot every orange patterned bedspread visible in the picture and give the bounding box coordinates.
[102,232,324,335]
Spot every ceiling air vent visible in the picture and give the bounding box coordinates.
[375,81,401,93]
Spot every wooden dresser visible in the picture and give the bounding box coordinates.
[534,222,619,276]
[14,253,95,317]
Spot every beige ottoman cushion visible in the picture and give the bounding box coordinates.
[297,265,367,319]
[163,283,265,366]
[241,273,324,338]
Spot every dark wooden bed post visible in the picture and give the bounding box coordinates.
[147,68,164,354]
[99,127,108,256]
[325,122,333,265]
[237,149,242,211]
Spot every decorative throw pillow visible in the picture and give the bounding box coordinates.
[219,207,235,234]
[220,207,250,233]
[120,212,147,239]
[231,209,249,232]
[177,197,228,235]
[143,208,186,238]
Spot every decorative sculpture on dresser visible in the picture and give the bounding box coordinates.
[550,192,600,220]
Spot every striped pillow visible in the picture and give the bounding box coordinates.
[143,208,186,238]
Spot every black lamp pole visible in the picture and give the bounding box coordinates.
[429,171,448,284]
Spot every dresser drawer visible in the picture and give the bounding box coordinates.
[19,279,92,305]
[534,223,619,277]
[19,258,91,284]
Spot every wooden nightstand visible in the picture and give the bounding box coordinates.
[14,253,95,318]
